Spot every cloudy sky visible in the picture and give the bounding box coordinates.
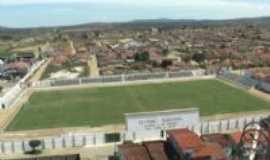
[0,0,270,28]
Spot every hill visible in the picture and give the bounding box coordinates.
[61,16,270,32]
[1,16,270,32]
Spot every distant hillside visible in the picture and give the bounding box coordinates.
[1,16,270,32]
[0,26,9,31]
[62,16,270,32]
[127,17,270,27]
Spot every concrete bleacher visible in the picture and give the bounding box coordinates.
[218,70,270,94]
[239,76,258,88]
[217,71,258,89]
[255,81,270,93]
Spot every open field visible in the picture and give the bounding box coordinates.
[0,47,11,57]
[7,79,270,131]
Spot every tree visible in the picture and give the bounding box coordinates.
[161,49,169,56]
[230,143,241,159]
[135,51,150,62]
[94,30,101,38]
[27,140,42,154]
[192,53,206,63]
[161,60,172,68]
[8,53,17,62]
[182,54,192,63]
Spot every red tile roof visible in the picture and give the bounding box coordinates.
[167,128,203,151]
[231,131,242,144]
[118,143,151,160]
[194,143,227,160]
[119,141,170,160]
[167,129,227,160]
[7,61,29,70]
[201,133,236,148]
[143,141,169,160]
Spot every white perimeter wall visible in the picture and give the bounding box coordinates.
[0,60,46,110]
[0,113,268,155]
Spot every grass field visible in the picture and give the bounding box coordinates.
[7,80,270,131]
[0,47,11,57]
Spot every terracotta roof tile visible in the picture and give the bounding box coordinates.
[143,141,169,160]
[194,143,227,160]
[118,143,151,160]
[167,128,203,151]
[231,131,242,144]
[201,133,235,148]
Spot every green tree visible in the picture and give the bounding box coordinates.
[135,51,150,62]
[192,53,206,63]
[8,53,17,61]
[27,140,42,154]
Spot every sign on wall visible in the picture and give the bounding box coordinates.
[125,108,200,132]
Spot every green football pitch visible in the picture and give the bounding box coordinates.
[7,79,270,131]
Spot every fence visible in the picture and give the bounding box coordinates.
[34,69,207,88]
[0,113,268,155]
[0,60,46,110]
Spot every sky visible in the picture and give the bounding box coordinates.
[0,0,270,28]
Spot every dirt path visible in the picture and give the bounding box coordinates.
[249,87,270,102]
[88,54,100,77]
[29,58,51,82]
[0,89,33,131]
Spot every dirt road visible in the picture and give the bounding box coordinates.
[88,54,100,77]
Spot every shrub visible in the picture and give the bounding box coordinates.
[192,53,206,63]
[26,140,43,154]
[135,51,150,62]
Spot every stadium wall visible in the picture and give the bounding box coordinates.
[33,69,214,89]
[0,113,267,155]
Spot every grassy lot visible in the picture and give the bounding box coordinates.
[41,62,89,80]
[40,64,62,79]
[0,47,12,57]
[7,80,270,131]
